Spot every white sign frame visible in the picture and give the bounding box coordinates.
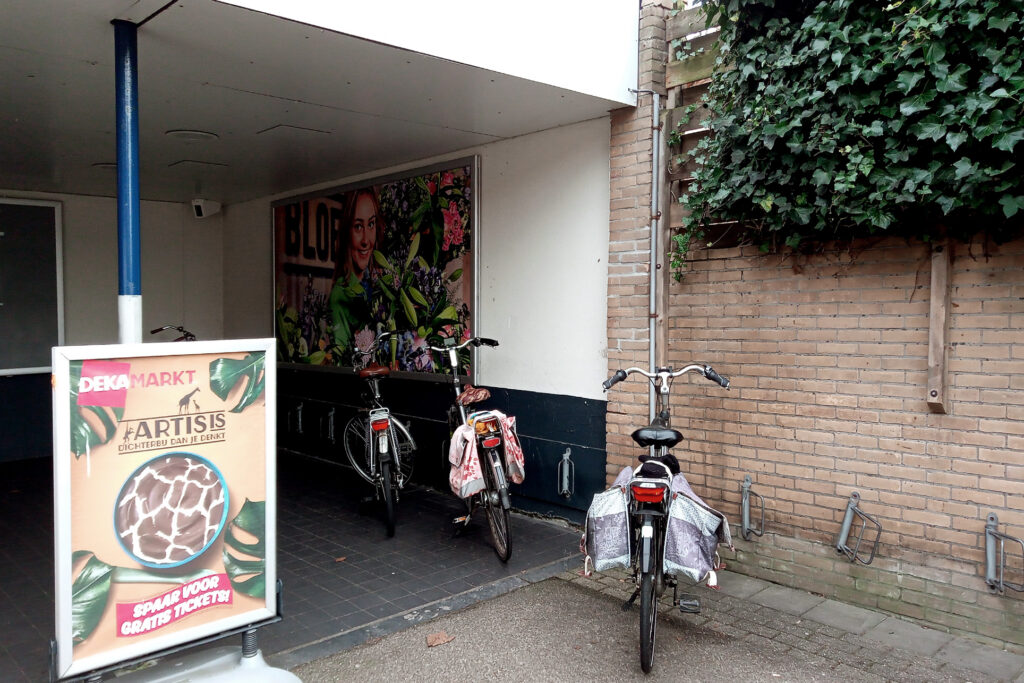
[52,339,277,679]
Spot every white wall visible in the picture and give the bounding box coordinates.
[2,191,223,346]
[223,117,610,399]
[218,0,638,106]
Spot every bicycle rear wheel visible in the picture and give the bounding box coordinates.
[380,460,396,537]
[342,415,375,484]
[639,570,657,673]
[483,449,512,562]
[388,417,416,486]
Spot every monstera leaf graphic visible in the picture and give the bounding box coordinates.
[222,499,266,598]
[68,361,123,459]
[71,551,115,644]
[209,353,265,413]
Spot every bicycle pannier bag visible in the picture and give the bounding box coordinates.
[663,474,731,585]
[582,486,630,574]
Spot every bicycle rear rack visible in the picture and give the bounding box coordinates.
[835,492,882,565]
[740,475,764,541]
[985,513,1024,595]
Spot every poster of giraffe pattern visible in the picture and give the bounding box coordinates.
[51,339,277,678]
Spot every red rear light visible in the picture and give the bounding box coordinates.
[631,484,665,503]
[370,418,390,432]
[481,436,501,448]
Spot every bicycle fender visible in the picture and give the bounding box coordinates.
[639,525,654,573]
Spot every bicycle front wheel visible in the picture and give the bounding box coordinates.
[639,570,657,673]
[342,415,375,484]
[381,460,396,537]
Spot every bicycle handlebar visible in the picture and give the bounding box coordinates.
[427,336,499,353]
[602,364,730,392]
[150,325,196,341]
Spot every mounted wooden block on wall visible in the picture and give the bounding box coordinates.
[927,243,952,414]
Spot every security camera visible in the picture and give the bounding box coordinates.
[191,199,221,218]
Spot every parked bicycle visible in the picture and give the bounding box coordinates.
[602,362,730,673]
[429,336,521,562]
[342,331,417,537]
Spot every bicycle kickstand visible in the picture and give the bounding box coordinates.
[622,587,640,612]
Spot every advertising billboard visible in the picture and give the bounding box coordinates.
[273,157,476,376]
[51,339,277,678]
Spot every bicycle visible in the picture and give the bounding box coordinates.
[341,331,417,537]
[602,362,730,674]
[428,336,519,562]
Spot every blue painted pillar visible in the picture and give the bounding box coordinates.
[113,20,142,343]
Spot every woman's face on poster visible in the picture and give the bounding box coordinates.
[350,192,377,276]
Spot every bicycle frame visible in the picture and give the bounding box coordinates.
[603,361,729,673]
[429,335,514,561]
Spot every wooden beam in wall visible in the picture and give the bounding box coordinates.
[927,243,952,413]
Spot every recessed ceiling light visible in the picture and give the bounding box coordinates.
[165,129,219,142]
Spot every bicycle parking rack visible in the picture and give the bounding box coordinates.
[984,513,1024,595]
[740,475,764,541]
[557,448,575,498]
[322,406,336,443]
[288,401,304,435]
[835,492,882,565]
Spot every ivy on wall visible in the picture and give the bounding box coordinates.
[672,0,1024,277]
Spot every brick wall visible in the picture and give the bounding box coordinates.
[664,238,1024,650]
[606,2,1024,652]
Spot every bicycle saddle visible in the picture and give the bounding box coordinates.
[631,425,683,449]
[359,363,390,379]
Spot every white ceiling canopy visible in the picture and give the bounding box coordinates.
[0,0,631,205]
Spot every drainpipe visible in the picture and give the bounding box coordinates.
[631,89,661,424]
[114,20,142,343]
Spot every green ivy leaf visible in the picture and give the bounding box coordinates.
[945,131,968,151]
[209,353,266,413]
[953,158,978,179]
[994,130,1024,152]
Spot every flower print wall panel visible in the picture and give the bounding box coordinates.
[274,158,475,376]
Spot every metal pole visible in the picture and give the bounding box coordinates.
[649,92,660,424]
[114,20,142,343]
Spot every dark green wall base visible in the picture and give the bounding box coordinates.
[278,368,606,523]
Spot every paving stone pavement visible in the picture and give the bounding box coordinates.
[563,567,1024,682]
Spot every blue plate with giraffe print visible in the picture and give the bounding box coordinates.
[114,452,229,569]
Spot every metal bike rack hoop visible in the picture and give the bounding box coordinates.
[985,512,1024,595]
[740,475,764,541]
[557,448,574,498]
[835,492,882,565]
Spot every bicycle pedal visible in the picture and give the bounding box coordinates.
[677,594,701,614]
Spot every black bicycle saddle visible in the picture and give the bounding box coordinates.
[631,425,683,449]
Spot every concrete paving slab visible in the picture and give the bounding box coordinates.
[862,616,953,656]
[936,636,1024,682]
[753,584,826,616]
[803,598,886,635]
[716,572,771,600]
